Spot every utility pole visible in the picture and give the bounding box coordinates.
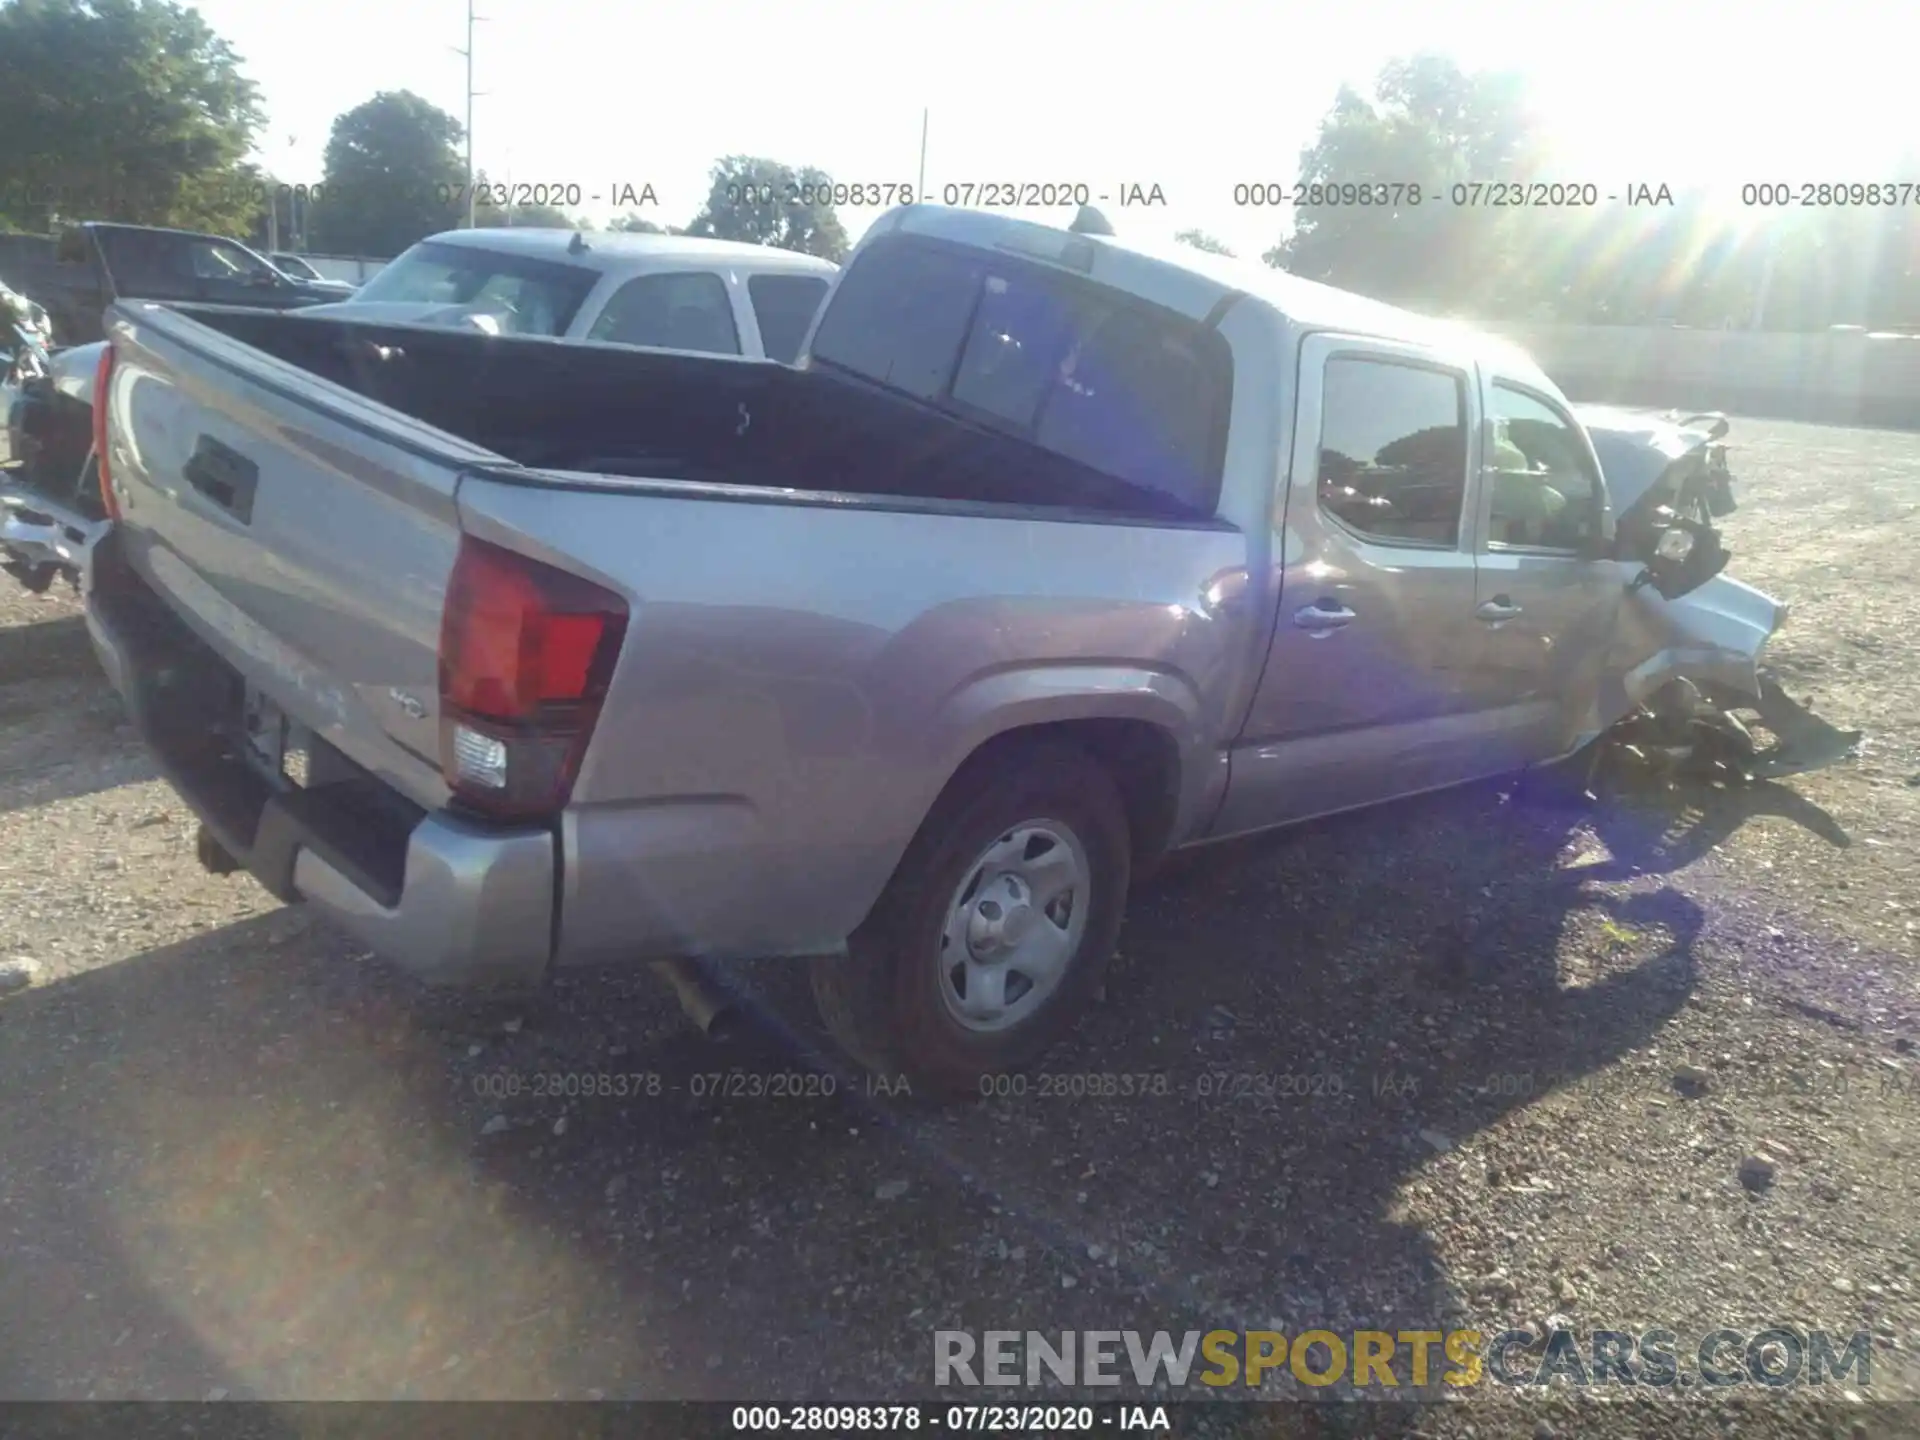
[452,0,485,227]
[917,108,929,202]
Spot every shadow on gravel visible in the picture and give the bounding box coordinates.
[0,661,153,817]
[0,779,1703,1423]
[1577,773,1852,879]
[0,613,98,685]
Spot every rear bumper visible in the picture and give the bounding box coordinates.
[287,817,553,986]
[85,531,554,986]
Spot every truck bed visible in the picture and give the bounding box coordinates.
[179,304,1208,520]
[94,295,1248,979]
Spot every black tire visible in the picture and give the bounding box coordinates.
[811,738,1131,1100]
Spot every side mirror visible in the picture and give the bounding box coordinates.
[1629,514,1728,600]
[1675,412,1731,442]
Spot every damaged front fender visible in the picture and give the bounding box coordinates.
[1613,572,1784,711]
[1573,406,1861,783]
[1601,571,1860,782]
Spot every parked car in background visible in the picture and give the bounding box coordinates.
[83,202,1851,1099]
[0,227,837,601]
[267,252,334,285]
[301,228,839,362]
[0,223,355,346]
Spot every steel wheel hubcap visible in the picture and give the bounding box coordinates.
[938,821,1090,1033]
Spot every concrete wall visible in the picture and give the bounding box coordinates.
[1487,324,1920,429]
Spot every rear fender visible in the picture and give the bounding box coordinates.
[933,664,1219,845]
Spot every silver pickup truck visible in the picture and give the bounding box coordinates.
[84,203,1829,1096]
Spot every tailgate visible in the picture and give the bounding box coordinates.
[100,302,508,810]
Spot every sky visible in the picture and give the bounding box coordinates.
[191,0,1909,259]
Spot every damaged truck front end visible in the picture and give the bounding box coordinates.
[1580,407,1861,784]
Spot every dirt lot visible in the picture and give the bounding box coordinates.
[2,418,1918,1437]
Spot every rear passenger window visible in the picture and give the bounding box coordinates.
[1317,358,1468,546]
[589,272,740,355]
[746,273,830,363]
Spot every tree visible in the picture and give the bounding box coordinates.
[1271,55,1552,314]
[1175,229,1234,257]
[608,214,685,236]
[685,156,848,260]
[475,199,580,229]
[0,0,263,233]
[309,91,464,257]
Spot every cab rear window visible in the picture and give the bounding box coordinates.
[810,234,1230,516]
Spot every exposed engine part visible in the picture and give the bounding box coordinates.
[1608,672,1861,785]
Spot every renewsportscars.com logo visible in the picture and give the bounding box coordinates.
[934,1328,1875,1390]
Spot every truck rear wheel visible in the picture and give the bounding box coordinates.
[811,740,1130,1100]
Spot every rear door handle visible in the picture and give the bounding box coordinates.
[1294,599,1357,635]
[1477,596,1523,623]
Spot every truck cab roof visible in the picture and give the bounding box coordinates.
[870,204,1563,403]
[417,227,841,280]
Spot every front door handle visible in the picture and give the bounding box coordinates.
[1477,595,1523,623]
[1294,599,1357,635]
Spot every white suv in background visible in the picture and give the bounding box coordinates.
[299,228,839,362]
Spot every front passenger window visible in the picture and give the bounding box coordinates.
[1486,385,1605,551]
[1317,357,1469,546]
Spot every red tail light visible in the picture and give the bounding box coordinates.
[92,344,118,519]
[437,537,629,821]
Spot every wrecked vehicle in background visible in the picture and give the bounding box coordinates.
[3,222,366,596]
[1575,406,1861,787]
[2,321,105,594]
[0,278,55,352]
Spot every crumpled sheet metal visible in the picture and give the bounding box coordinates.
[1561,573,1786,751]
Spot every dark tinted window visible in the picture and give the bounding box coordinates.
[816,237,1229,514]
[95,228,184,282]
[1036,304,1223,512]
[588,272,740,354]
[746,273,830,363]
[1486,384,1604,550]
[950,271,1086,428]
[808,237,985,401]
[1318,358,1468,545]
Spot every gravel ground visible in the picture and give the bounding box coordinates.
[2,418,1918,1438]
